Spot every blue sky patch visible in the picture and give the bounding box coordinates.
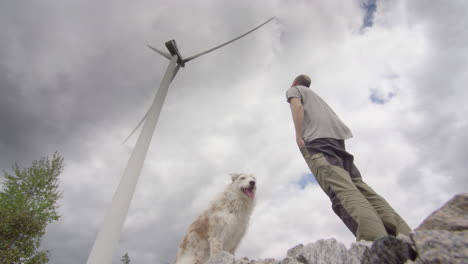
[370,89,396,104]
[297,173,318,189]
[362,0,378,29]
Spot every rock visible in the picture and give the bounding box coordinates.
[279,239,371,264]
[413,229,467,264]
[300,238,348,264]
[262,258,278,264]
[235,257,252,264]
[286,244,306,263]
[208,251,235,264]
[361,236,417,264]
[396,234,412,245]
[346,241,372,264]
[401,258,424,264]
[287,244,304,258]
[410,193,468,264]
[415,193,468,232]
[278,256,302,264]
[411,230,467,264]
[234,257,278,264]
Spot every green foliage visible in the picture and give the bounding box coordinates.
[0,152,64,264]
[120,252,130,264]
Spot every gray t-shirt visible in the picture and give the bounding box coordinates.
[286,85,353,142]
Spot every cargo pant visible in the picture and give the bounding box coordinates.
[300,138,411,241]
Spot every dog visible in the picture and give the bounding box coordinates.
[174,173,257,264]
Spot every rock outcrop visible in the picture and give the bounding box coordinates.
[206,193,467,264]
[361,236,416,264]
[285,239,370,264]
[207,251,235,264]
[407,193,468,264]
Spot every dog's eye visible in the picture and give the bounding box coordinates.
[240,177,245,180]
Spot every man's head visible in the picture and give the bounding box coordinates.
[292,74,311,88]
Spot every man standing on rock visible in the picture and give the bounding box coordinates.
[286,74,411,241]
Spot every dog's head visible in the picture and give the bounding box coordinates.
[230,173,256,200]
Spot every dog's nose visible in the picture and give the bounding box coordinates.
[249,181,255,186]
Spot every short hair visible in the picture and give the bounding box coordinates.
[294,74,311,87]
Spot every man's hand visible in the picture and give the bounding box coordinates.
[296,137,305,149]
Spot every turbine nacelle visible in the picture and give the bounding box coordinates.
[165,40,185,67]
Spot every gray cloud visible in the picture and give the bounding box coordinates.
[398,0,468,193]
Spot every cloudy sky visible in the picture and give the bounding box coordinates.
[1,0,467,263]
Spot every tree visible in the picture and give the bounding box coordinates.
[0,152,64,264]
[120,252,130,264]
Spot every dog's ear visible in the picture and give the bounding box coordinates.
[230,173,241,183]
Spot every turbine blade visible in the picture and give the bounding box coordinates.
[147,44,171,60]
[122,55,180,145]
[121,110,149,144]
[183,17,275,63]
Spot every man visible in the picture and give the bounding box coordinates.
[286,74,411,241]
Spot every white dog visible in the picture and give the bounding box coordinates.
[174,173,257,264]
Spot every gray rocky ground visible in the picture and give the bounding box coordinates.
[207,193,468,264]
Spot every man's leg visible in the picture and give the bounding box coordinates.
[300,148,388,241]
[350,167,412,236]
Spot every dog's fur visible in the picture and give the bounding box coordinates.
[174,173,257,264]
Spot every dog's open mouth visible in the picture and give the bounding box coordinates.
[241,187,255,199]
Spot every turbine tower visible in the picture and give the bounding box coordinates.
[86,17,274,264]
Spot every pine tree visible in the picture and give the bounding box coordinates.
[120,252,131,264]
[0,152,64,263]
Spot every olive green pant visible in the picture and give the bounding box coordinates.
[300,148,411,241]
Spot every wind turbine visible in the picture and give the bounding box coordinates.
[86,17,274,264]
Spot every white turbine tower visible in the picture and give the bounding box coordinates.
[86,17,274,264]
